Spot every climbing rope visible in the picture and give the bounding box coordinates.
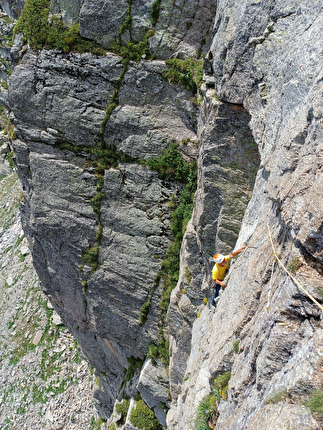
[242,226,267,252]
[266,255,276,312]
[267,224,323,311]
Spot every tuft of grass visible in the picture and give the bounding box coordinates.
[163,58,204,93]
[109,29,154,64]
[288,257,302,274]
[304,389,323,418]
[147,344,159,365]
[90,416,106,430]
[151,0,162,26]
[130,399,162,430]
[213,371,231,401]
[266,390,290,404]
[194,393,217,430]
[233,339,240,354]
[82,246,99,273]
[185,266,192,284]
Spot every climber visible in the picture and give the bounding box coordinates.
[211,246,246,306]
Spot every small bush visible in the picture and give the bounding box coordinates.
[115,399,130,425]
[15,0,106,54]
[139,300,151,326]
[130,399,162,430]
[185,266,192,284]
[109,29,154,63]
[82,246,99,272]
[146,142,192,183]
[147,344,159,364]
[163,58,204,93]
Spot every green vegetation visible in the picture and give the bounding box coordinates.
[130,399,162,430]
[233,339,240,354]
[139,300,152,326]
[304,389,323,418]
[288,257,302,274]
[90,416,106,429]
[14,0,105,54]
[109,29,154,64]
[139,272,161,326]
[213,371,231,401]
[185,266,192,284]
[144,143,197,364]
[194,372,231,430]
[194,392,217,430]
[115,399,130,425]
[119,356,144,394]
[266,390,290,404]
[146,141,195,183]
[82,245,100,273]
[151,0,162,26]
[163,58,204,93]
[147,344,159,365]
[4,121,17,140]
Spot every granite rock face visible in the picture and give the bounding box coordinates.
[5,0,323,428]
[167,0,323,428]
[7,39,199,416]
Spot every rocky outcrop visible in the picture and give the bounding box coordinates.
[3,0,323,428]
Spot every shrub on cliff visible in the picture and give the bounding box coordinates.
[129,399,162,430]
[163,58,204,93]
[14,0,105,54]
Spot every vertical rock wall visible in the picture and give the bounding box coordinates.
[167,0,323,428]
[3,0,322,428]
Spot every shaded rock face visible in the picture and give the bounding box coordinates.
[167,96,260,402]
[8,42,199,416]
[166,0,323,429]
[6,0,323,428]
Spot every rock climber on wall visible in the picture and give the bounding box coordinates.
[211,246,246,306]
